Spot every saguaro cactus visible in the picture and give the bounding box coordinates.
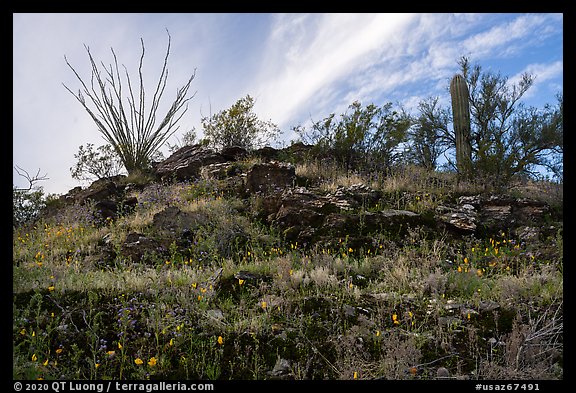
[450,74,472,176]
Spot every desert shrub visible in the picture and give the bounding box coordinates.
[202,95,280,151]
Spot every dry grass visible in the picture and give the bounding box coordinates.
[296,161,376,191]
[12,164,563,380]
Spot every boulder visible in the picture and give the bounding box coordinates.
[154,144,228,181]
[326,183,382,211]
[74,178,125,205]
[437,194,552,236]
[151,206,206,234]
[200,162,242,180]
[268,185,426,245]
[94,200,118,221]
[120,232,165,264]
[272,187,336,237]
[436,203,477,233]
[220,146,248,161]
[252,146,280,161]
[149,206,214,255]
[245,161,296,194]
[62,176,139,223]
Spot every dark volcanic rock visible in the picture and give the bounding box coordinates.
[245,161,296,194]
[151,206,206,234]
[154,144,228,181]
[266,185,427,245]
[220,146,248,161]
[120,232,165,264]
[437,194,552,236]
[39,176,134,224]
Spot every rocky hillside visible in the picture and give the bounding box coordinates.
[13,144,563,381]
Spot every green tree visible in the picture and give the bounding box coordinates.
[510,94,563,181]
[63,30,195,175]
[460,56,562,185]
[410,57,563,185]
[405,97,450,170]
[13,166,48,228]
[70,143,125,182]
[201,95,280,150]
[297,101,410,171]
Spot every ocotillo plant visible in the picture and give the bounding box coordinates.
[450,74,472,177]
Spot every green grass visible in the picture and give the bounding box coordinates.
[12,165,563,380]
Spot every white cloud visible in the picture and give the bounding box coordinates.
[462,13,562,59]
[13,13,563,195]
[509,60,563,100]
[252,13,418,130]
[519,61,563,83]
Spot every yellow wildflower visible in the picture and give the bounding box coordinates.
[148,357,157,366]
[217,336,224,345]
[134,358,144,365]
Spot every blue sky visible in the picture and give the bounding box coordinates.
[13,13,563,195]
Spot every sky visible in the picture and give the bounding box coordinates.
[13,13,563,195]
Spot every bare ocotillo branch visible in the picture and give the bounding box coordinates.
[14,165,49,192]
[63,29,196,174]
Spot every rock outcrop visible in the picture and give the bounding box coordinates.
[437,194,553,237]
[154,145,229,181]
[252,185,432,248]
[40,175,137,223]
[245,161,296,194]
[46,143,560,262]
